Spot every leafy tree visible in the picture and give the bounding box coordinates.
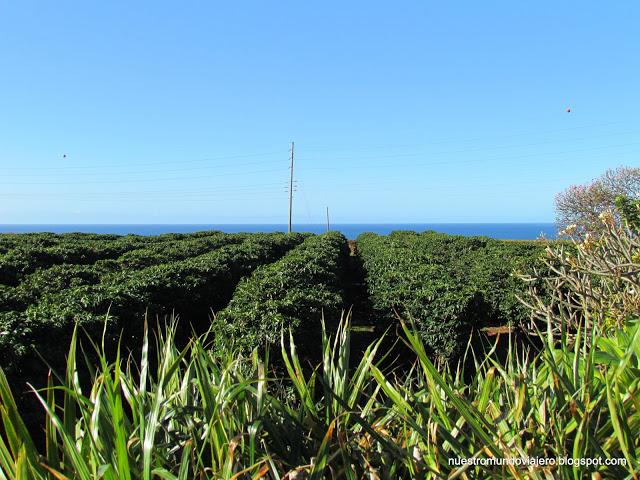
[555,166,640,235]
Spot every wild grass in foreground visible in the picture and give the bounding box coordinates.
[0,310,638,479]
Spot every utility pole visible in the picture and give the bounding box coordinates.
[326,206,330,232]
[288,141,295,234]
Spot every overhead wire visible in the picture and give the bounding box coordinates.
[298,120,630,151]
[2,118,638,219]
[299,141,640,172]
[0,150,285,172]
[0,167,288,185]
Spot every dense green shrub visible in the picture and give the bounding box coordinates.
[0,232,307,392]
[97,232,307,325]
[7,263,117,311]
[0,308,113,384]
[357,231,545,358]
[215,231,350,355]
[0,285,22,312]
[0,233,247,311]
[0,239,137,286]
[0,231,227,286]
[0,233,62,255]
[470,239,546,326]
[115,232,246,269]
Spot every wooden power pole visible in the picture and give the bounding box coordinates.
[326,206,330,232]
[288,141,295,234]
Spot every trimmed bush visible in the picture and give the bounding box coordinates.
[0,231,229,286]
[0,232,308,392]
[357,231,544,358]
[0,237,145,286]
[114,232,246,269]
[1,233,247,311]
[215,231,350,355]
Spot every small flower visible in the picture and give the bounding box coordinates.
[582,233,596,251]
[598,210,615,227]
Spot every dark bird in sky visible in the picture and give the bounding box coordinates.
[566,107,571,113]
[62,154,67,159]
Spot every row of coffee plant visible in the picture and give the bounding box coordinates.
[0,232,307,387]
[0,232,251,311]
[356,231,545,358]
[214,231,350,356]
[0,230,231,285]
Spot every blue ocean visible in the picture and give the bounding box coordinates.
[0,223,557,240]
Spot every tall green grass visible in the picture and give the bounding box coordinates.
[0,312,638,479]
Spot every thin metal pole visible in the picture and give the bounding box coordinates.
[288,141,294,234]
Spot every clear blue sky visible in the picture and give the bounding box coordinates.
[0,1,638,224]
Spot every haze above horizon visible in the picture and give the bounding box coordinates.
[1,1,638,224]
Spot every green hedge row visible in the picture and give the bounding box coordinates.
[214,231,350,355]
[0,232,308,385]
[1,263,115,312]
[0,231,227,286]
[0,232,120,254]
[356,231,544,359]
[0,232,247,311]
[114,233,247,269]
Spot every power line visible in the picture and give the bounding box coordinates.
[297,131,640,164]
[3,122,634,175]
[4,138,634,184]
[0,167,288,186]
[1,151,284,172]
[300,141,640,173]
[0,194,289,204]
[300,120,629,151]
[1,160,289,178]
[296,182,314,224]
[2,128,637,181]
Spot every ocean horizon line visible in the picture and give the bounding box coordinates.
[0,222,558,240]
[0,222,556,226]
